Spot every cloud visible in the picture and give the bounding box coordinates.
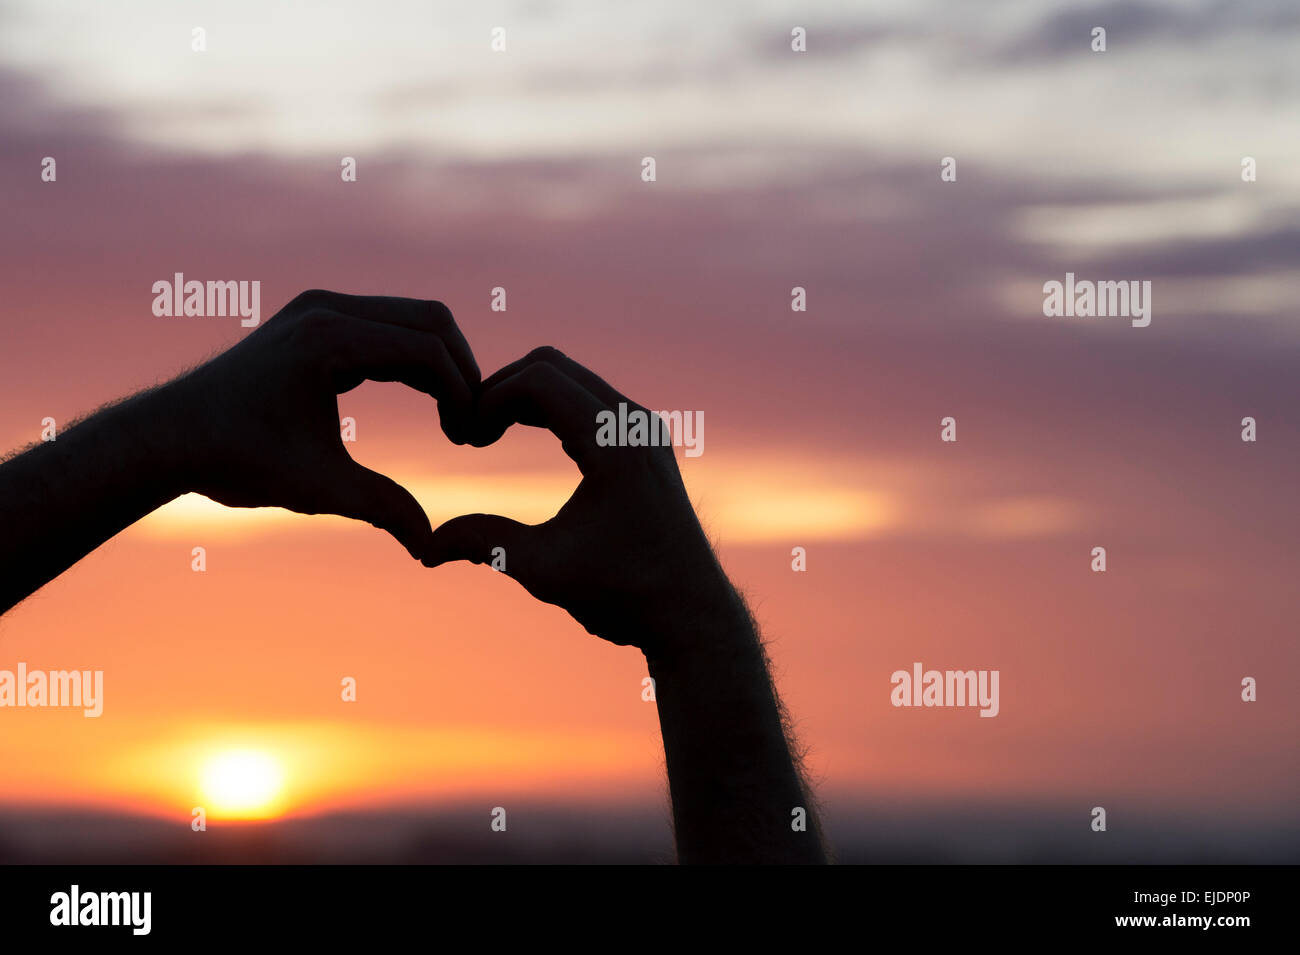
[997,0,1300,62]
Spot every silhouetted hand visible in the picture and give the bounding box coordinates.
[423,346,727,652]
[0,289,481,613]
[170,290,480,558]
[424,347,827,863]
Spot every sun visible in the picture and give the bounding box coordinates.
[199,749,285,819]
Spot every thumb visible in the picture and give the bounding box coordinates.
[318,460,433,560]
[424,513,534,575]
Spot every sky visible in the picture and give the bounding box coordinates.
[0,0,1296,861]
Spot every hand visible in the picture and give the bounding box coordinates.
[424,347,730,652]
[165,289,480,559]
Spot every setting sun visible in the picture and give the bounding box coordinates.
[200,750,285,819]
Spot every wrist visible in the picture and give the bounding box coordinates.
[641,570,758,672]
[123,378,204,500]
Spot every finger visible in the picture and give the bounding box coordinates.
[298,291,480,388]
[316,459,434,560]
[424,512,535,577]
[472,360,607,468]
[482,346,629,409]
[317,313,475,442]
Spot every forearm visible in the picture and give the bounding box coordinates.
[0,383,191,614]
[644,581,828,864]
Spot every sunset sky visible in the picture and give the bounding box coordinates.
[0,0,1296,860]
